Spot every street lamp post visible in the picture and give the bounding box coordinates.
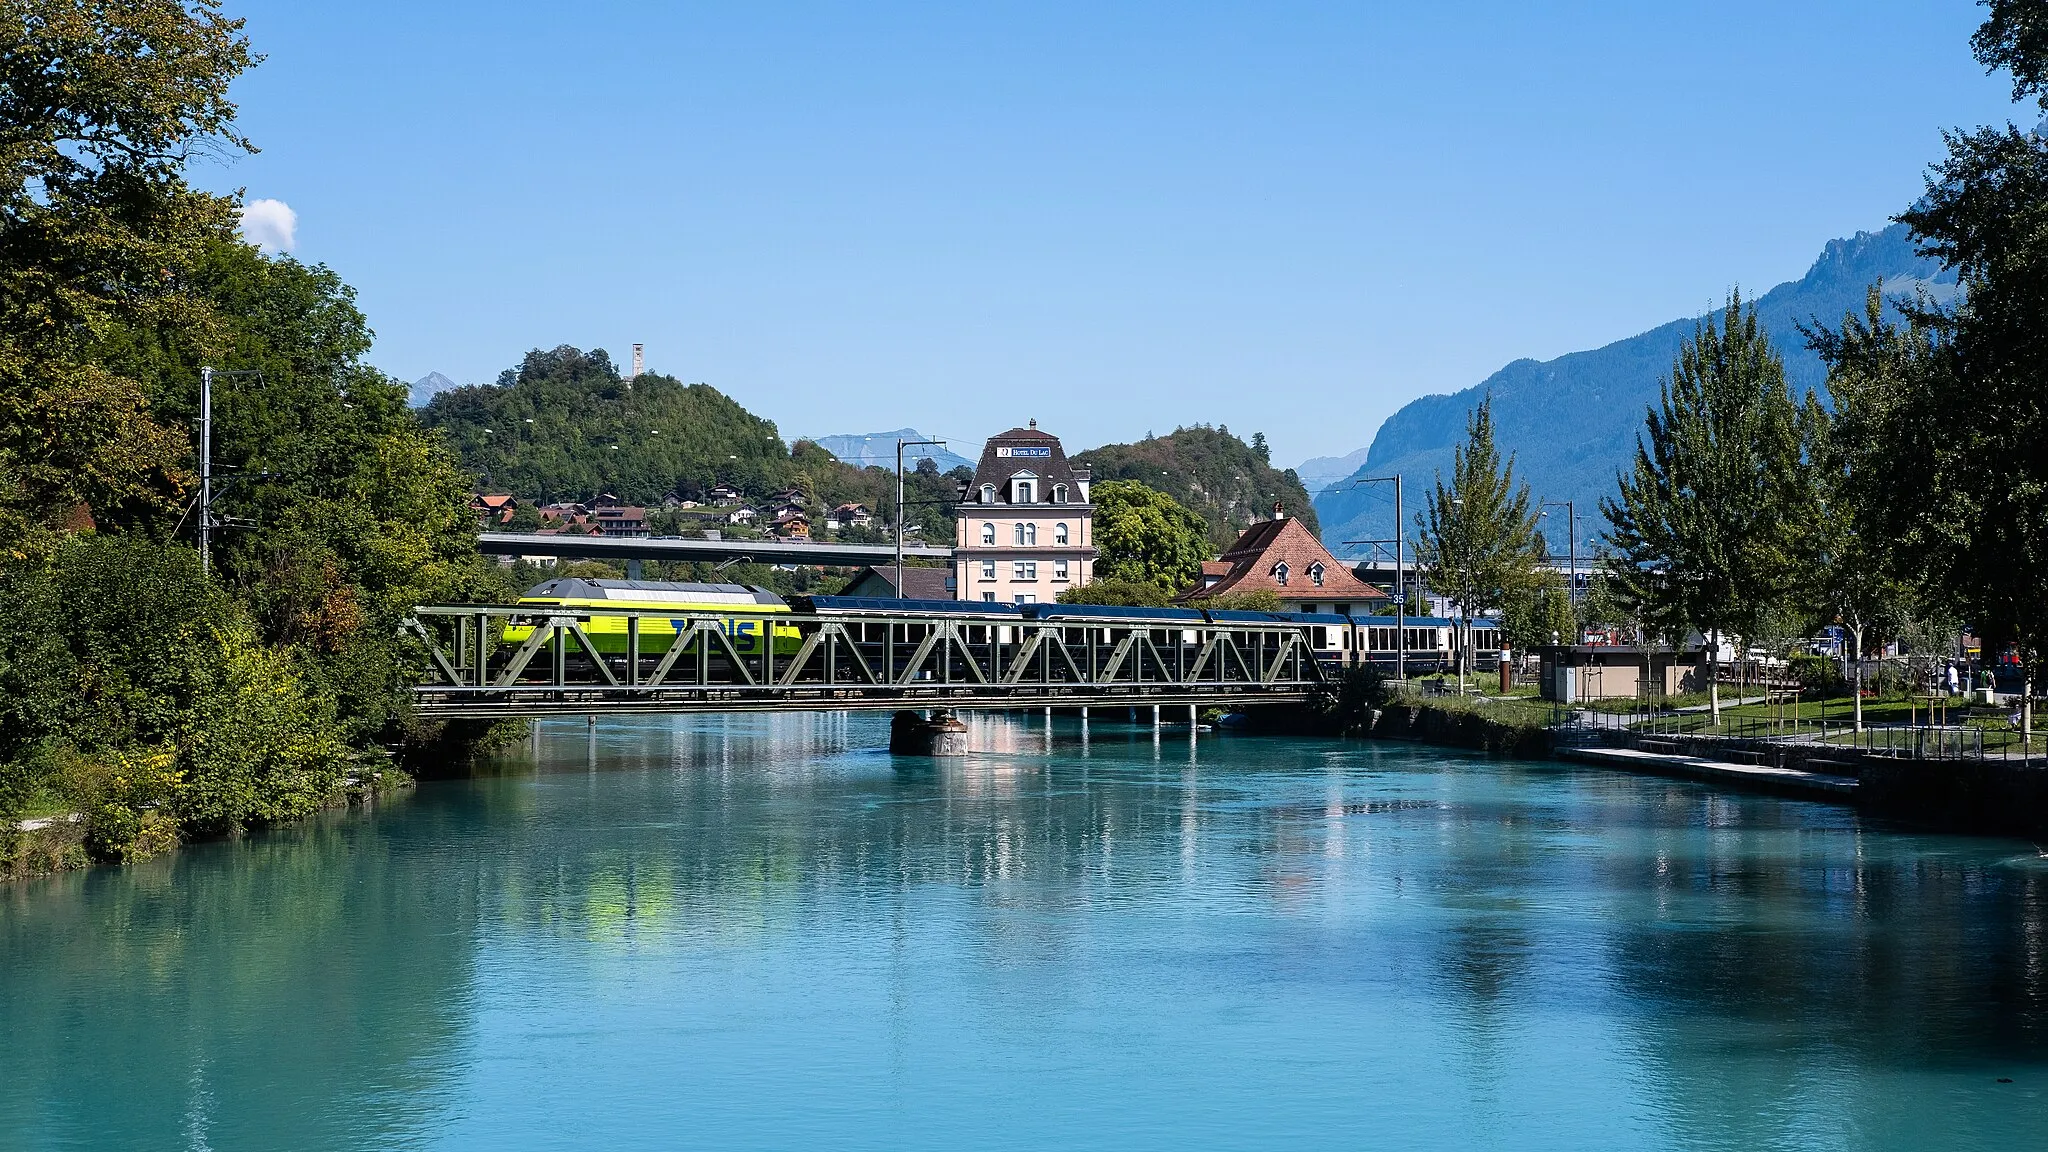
[896,438,946,597]
[1347,475,1406,682]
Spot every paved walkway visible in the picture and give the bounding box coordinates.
[1558,744,1859,802]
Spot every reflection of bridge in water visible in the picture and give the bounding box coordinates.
[408,602,1329,720]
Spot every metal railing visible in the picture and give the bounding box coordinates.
[405,604,1331,718]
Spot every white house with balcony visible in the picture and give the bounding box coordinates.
[952,421,1095,604]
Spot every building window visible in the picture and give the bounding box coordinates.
[979,484,996,504]
[1014,593,1036,604]
[1052,484,1067,504]
[1054,522,1069,544]
[1024,523,1037,545]
[1054,559,1069,581]
[1014,561,1036,580]
[1017,481,1035,503]
[980,522,995,545]
[1273,561,1289,586]
[982,591,997,602]
[980,560,996,581]
[1309,562,1325,587]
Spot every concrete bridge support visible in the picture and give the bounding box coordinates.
[890,710,969,756]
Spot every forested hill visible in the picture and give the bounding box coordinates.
[418,346,968,538]
[1073,426,1315,549]
[1312,223,1958,550]
[421,347,794,503]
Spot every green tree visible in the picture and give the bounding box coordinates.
[1056,577,1177,607]
[0,0,256,535]
[1089,480,1211,597]
[1415,399,1540,691]
[1073,425,1314,549]
[1879,14,2048,739]
[1804,287,1928,730]
[1500,568,1576,652]
[1601,293,1814,720]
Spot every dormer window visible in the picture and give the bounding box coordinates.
[1309,562,1325,587]
[1010,473,1037,503]
[979,484,995,504]
[1273,561,1290,587]
[1052,484,1067,504]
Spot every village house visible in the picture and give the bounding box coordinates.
[952,421,1095,604]
[725,506,758,526]
[838,565,954,599]
[827,502,874,530]
[708,484,743,506]
[469,493,518,528]
[591,503,650,538]
[1182,506,1389,615]
[770,511,811,539]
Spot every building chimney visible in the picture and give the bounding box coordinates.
[630,343,644,380]
[1028,418,1038,429]
[1273,501,1286,520]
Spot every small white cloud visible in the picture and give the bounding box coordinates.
[240,198,298,254]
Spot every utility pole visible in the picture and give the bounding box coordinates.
[199,366,213,574]
[1541,498,1577,608]
[1347,474,1406,682]
[195,366,264,577]
[896,437,945,597]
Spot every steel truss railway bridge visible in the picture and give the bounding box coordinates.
[407,603,1331,719]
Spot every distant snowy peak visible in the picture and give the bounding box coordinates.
[409,371,461,407]
[808,429,976,473]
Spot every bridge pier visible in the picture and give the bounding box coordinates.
[890,709,969,756]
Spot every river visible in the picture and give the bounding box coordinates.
[3,712,2046,1150]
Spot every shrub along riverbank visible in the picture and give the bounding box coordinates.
[0,7,517,879]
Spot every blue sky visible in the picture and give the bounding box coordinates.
[198,1,2021,466]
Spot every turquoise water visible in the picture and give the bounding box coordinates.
[4,712,2047,1150]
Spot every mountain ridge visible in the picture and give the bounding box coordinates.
[1312,223,1958,554]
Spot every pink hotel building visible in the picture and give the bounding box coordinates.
[952,421,1096,603]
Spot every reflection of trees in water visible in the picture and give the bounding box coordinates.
[1586,789,2048,1146]
[0,804,477,1148]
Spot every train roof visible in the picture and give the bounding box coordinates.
[800,595,1022,616]
[1349,615,1493,628]
[1025,603,1206,623]
[521,578,783,606]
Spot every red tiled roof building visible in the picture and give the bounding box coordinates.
[1181,510,1387,615]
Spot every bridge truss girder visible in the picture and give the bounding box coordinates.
[404,604,1330,718]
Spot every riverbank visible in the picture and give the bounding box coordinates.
[0,765,413,883]
[1314,694,2048,840]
